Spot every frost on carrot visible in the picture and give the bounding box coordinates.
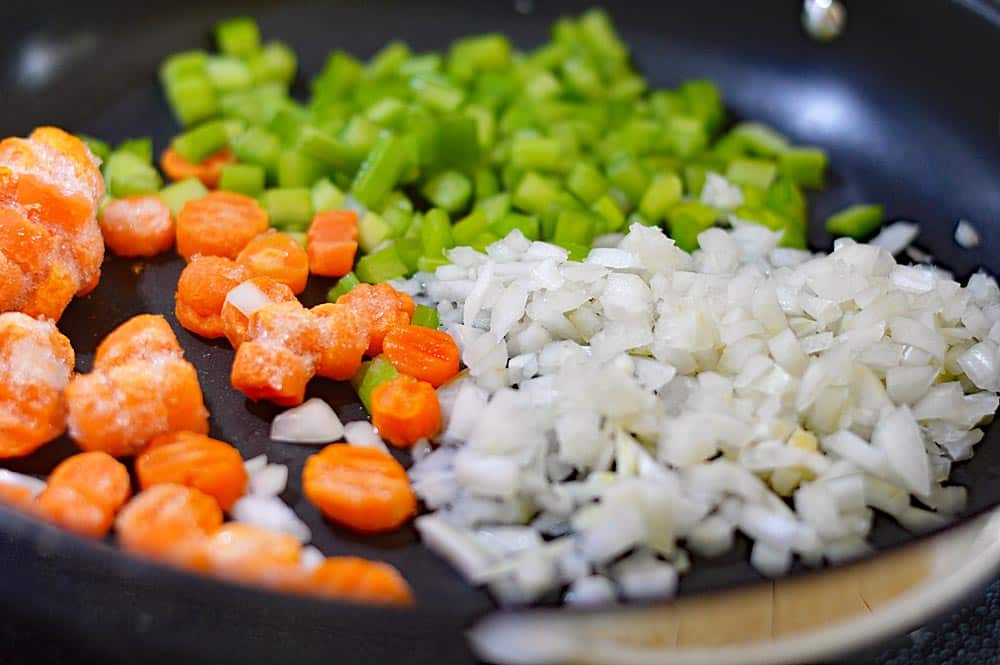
[137,431,248,511]
[161,147,234,189]
[306,557,414,606]
[66,314,209,456]
[100,195,175,257]
[0,312,74,458]
[382,325,460,388]
[205,523,303,590]
[175,255,252,339]
[35,451,131,538]
[236,230,310,294]
[221,276,297,348]
[311,303,369,381]
[176,190,268,261]
[307,210,358,278]
[302,444,416,533]
[369,375,441,448]
[337,282,414,356]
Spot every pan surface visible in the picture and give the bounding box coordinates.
[0,0,998,663]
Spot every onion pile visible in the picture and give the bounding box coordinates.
[401,220,1000,606]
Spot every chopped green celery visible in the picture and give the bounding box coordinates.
[825,204,884,239]
[383,206,412,238]
[618,119,662,155]
[268,103,310,144]
[116,137,153,164]
[779,147,827,189]
[158,178,208,217]
[381,190,413,214]
[564,242,590,262]
[263,188,313,230]
[367,41,411,79]
[422,171,472,213]
[474,168,499,200]
[591,195,626,233]
[525,71,562,100]
[448,34,512,81]
[711,133,750,162]
[160,50,208,86]
[741,185,766,209]
[339,115,381,155]
[327,272,361,302]
[172,120,229,162]
[399,53,444,78]
[664,115,709,159]
[735,206,804,248]
[491,213,540,241]
[726,157,778,190]
[165,75,218,127]
[421,208,455,258]
[470,232,500,252]
[609,75,646,101]
[356,243,408,283]
[77,135,112,163]
[513,172,562,215]
[249,42,297,85]
[395,237,422,273]
[464,105,496,151]
[298,125,362,171]
[666,201,718,252]
[312,51,364,99]
[683,164,709,197]
[470,72,519,110]
[578,8,627,61]
[765,177,807,226]
[511,136,561,171]
[567,163,608,204]
[219,164,266,196]
[640,155,682,176]
[638,173,683,223]
[277,150,325,188]
[477,192,511,223]
[561,58,603,100]
[648,90,688,119]
[206,56,254,93]
[453,209,491,245]
[411,304,440,329]
[553,209,597,247]
[365,98,408,127]
[606,155,650,204]
[215,17,260,57]
[780,220,807,249]
[358,210,393,253]
[730,123,790,157]
[104,152,162,198]
[231,127,281,175]
[410,74,465,112]
[436,116,480,169]
[220,87,284,126]
[351,134,408,209]
[404,212,424,240]
[311,178,345,213]
[352,356,399,412]
[417,255,450,273]
[679,80,725,134]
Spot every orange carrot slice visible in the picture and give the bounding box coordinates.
[369,375,441,448]
[382,325,460,387]
[221,276,297,348]
[100,195,175,258]
[175,255,252,338]
[305,557,414,605]
[311,303,369,381]
[337,283,414,356]
[236,230,310,294]
[161,147,235,189]
[35,451,131,538]
[176,191,268,261]
[307,211,358,277]
[136,431,248,511]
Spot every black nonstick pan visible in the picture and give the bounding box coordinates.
[0,1,999,663]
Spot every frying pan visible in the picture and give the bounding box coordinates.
[1,0,999,663]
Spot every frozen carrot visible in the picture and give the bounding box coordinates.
[29,127,105,209]
[35,451,131,538]
[100,195,175,257]
[176,191,268,260]
[136,431,247,511]
[307,210,358,277]
[302,444,416,533]
[175,255,252,338]
[161,146,235,189]
[205,523,303,589]
[94,314,181,368]
[236,230,310,294]
[306,557,414,606]
[0,312,74,458]
[0,481,35,509]
[116,484,223,572]
[230,301,318,406]
[221,276,297,348]
[69,217,104,296]
[21,262,79,321]
[311,303,369,381]
[369,375,441,448]
[337,283,414,356]
[382,325,460,387]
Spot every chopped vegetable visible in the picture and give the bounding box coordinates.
[825,204,885,239]
[221,276,296,348]
[175,255,252,338]
[307,210,358,277]
[100,195,175,257]
[35,452,131,538]
[351,356,399,412]
[305,557,414,605]
[176,191,269,260]
[137,431,248,511]
[370,374,441,447]
[311,303,369,381]
[337,282,414,355]
[410,304,440,329]
[236,230,310,294]
[159,177,210,217]
[382,325,460,387]
[161,147,235,189]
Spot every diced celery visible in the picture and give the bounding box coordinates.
[327,272,361,302]
[159,178,209,217]
[356,243,408,283]
[825,204,884,239]
[411,304,440,329]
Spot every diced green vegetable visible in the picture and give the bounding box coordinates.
[263,188,313,230]
[395,237,422,273]
[352,356,399,412]
[219,164,266,196]
[422,170,472,213]
[77,135,111,163]
[327,272,361,302]
[206,56,254,93]
[638,173,683,223]
[726,157,778,190]
[453,209,491,246]
[278,150,325,188]
[825,204,884,239]
[104,152,163,198]
[666,201,718,252]
[553,209,597,248]
[421,208,455,259]
[249,42,297,85]
[779,147,828,189]
[513,172,562,215]
[730,123,790,157]
[231,127,282,175]
[172,121,229,163]
[356,243,408,283]
[358,210,393,253]
[215,17,260,57]
[351,134,408,209]
[159,178,209,217]
[312,178,345,213]
[411,304,440,329]
[116,137,154,164]
[591,195,626,233]
[567,163,608,204]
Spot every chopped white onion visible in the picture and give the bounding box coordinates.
[224,280,273,317]
[269,398,344,444]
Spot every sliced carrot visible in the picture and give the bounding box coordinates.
[35,451,131,538]
[94,314,182,369]
[21,262,78,321]
[305,557,414,606]
[0,312,74,458]
[176,191,268,261]
[29,126,104,209]
[116,484,223,572]
[337,283,415,356]
[204,523,303,589]
[236,230,310,294]
[311,303,369,381]
[159,358,211,436]
[175,255,252,338]
[302,444,416,533]
[136,431,247,511]
[382,325,460,388]
[221,276,297,348]
[307,211,358,277]
[100,195,175,258]
[161,147,235,189]
[0,481,35,509]
[369,375,441,448]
